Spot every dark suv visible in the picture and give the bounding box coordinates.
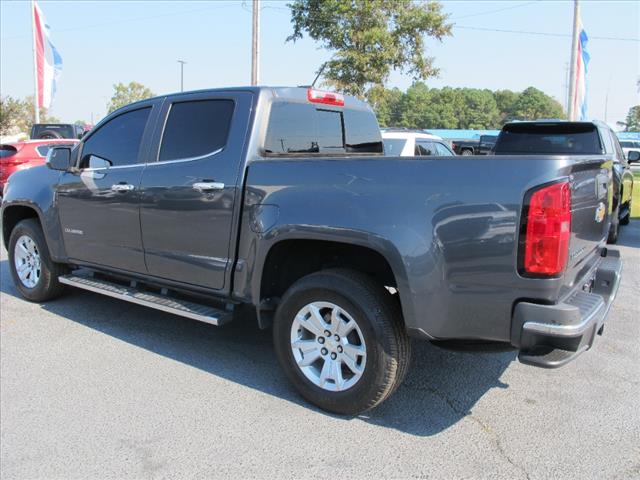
[30,123,84,140]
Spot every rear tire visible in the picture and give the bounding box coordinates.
[607,206,620,244]
[620,202,630,225]
[273,268,411,415]
[460,149,473,156]
[37,130,62,139]
[8,219,68,302]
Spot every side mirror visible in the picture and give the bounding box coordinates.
[627,150,640,163]
[46,146,72,171]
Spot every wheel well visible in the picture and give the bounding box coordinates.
[2,206,39,247]
[260,240,397,303]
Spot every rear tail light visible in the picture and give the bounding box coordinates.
[307,88,345,107]
[520,181,571,276]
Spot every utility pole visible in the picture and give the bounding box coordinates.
[567,0,580,121]
[251,0,260,85]
[563,62,570,115]
[177,60,187,92]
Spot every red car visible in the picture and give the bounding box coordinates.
[0,139,79,197]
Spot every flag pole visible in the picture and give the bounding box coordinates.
[31,0,39,124]
[567,0,580,121]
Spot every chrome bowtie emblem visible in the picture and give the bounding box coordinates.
[594,202,606,224]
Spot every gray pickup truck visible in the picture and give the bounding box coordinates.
[1,87,622,414]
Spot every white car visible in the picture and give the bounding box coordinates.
[619,139,640,160]
[381,129,456,157]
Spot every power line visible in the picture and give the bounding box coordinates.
[1,2,242,40]
[450,1,540,20]
[455,25,639,42]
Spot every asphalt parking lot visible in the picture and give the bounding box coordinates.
[1,222,638,480]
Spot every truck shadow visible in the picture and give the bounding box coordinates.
[0,260,514,437]
[613,219,640,248]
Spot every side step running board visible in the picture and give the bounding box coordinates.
[58,274,233,326]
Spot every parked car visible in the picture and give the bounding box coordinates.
[30,123,85,140]
[449,135,496,155]
[2,87,622,415]
[0,139,79,198]
[493,120,634,244]
[619,139,640,160]
[381,129,455,156]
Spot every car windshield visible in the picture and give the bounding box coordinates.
[494,124,602,154]
[383,138,407,155]
[620,140,640,148]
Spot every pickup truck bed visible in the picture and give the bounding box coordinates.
[2,87,622,414]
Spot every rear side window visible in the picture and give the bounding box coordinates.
[80,107,151,168]
[382,138,406,155]
[159,99,234,162]
[494,124,602,155]
[0,145,18,159]
[264,102,382,155]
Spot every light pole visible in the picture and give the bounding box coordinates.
[251,0,260,85]
[177,60,187,92]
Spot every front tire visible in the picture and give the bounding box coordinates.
[8,219,67,302]
[460,149,473,156]
[273,268,410,415]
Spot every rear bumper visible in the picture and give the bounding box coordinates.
[512,249,622,368]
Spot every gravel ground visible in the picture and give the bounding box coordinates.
[1,222,639,480]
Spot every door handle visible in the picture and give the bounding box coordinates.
[111,183,135,192]
[193,181,225,192]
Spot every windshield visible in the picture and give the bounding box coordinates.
[383,138,407,155]
[620,140,640,148]
[494,124,602,154]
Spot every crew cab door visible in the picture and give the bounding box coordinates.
[56,102,158,272]
[139,91,253,291]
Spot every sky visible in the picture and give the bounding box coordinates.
[1,0,638,128]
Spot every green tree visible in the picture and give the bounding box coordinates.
[457,88,500,129]
[494,89,520,124]
[107,81,155,114]
[1,96,59,135]
[0,96,24,135]
[288,0,452,97]
[398,82,434,128]
[367,86,403,127]
[511,87,565,121]
[623,105,640,131]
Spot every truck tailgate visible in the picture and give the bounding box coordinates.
[561,157,612,297]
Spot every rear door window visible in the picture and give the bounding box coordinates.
[415,140,436,156]
[159,99,234,162]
